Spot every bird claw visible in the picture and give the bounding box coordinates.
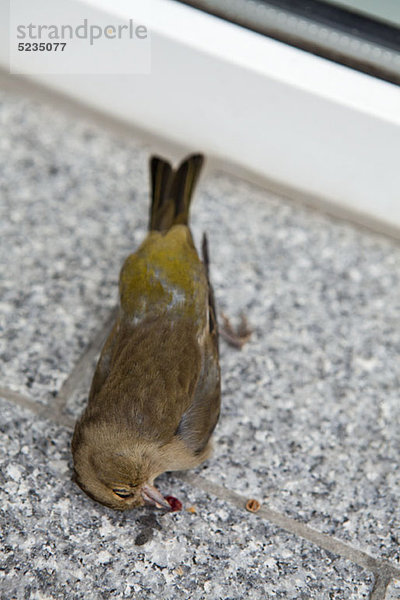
[220,313,252,349]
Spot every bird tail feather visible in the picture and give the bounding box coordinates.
[149,154,204,231]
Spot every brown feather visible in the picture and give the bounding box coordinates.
[72,153,220,510]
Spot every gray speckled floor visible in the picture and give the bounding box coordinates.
[386,579,400,600]
[1,88,399,599]
[0,399,373,600]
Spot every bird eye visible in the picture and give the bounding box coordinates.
[112,488,133,498]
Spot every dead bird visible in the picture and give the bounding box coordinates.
[72,154,220,510]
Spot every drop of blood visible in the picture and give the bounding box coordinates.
[164,495,182,512]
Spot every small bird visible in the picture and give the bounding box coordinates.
[72,154,220,510]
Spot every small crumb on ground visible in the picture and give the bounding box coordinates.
[246,499,261,513]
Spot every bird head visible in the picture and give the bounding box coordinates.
[71,420,171,511]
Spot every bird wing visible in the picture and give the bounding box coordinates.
[173,233,221,455]
[87,315,121,404]
[174,332,220,455]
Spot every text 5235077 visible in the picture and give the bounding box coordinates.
[18,42,67,51]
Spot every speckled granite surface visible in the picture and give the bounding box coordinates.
[1,88,399,598]
[195,176,400,566]
[0,399,374,600]
[0,96,148,402]
[386,579,400,600]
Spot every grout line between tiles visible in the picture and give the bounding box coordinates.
[0,387,76,429]
[178,472,400,581]
[370,572,391,600]
[2,381,399,583]
[1,308,118,429]
[52,306,118,413]
[0,386,44,417]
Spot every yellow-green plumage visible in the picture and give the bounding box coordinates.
[120,226,208,328]
[72,154,220,511]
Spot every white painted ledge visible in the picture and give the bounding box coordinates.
[1,0,400,231]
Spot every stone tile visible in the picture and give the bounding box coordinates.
[193,174,400,565]
[0,399,373,600]
[0,91,149,403]
[386,579,400,599]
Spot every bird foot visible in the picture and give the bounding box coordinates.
[220,313,252,349]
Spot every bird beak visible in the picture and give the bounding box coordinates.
[141,484,171,510]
